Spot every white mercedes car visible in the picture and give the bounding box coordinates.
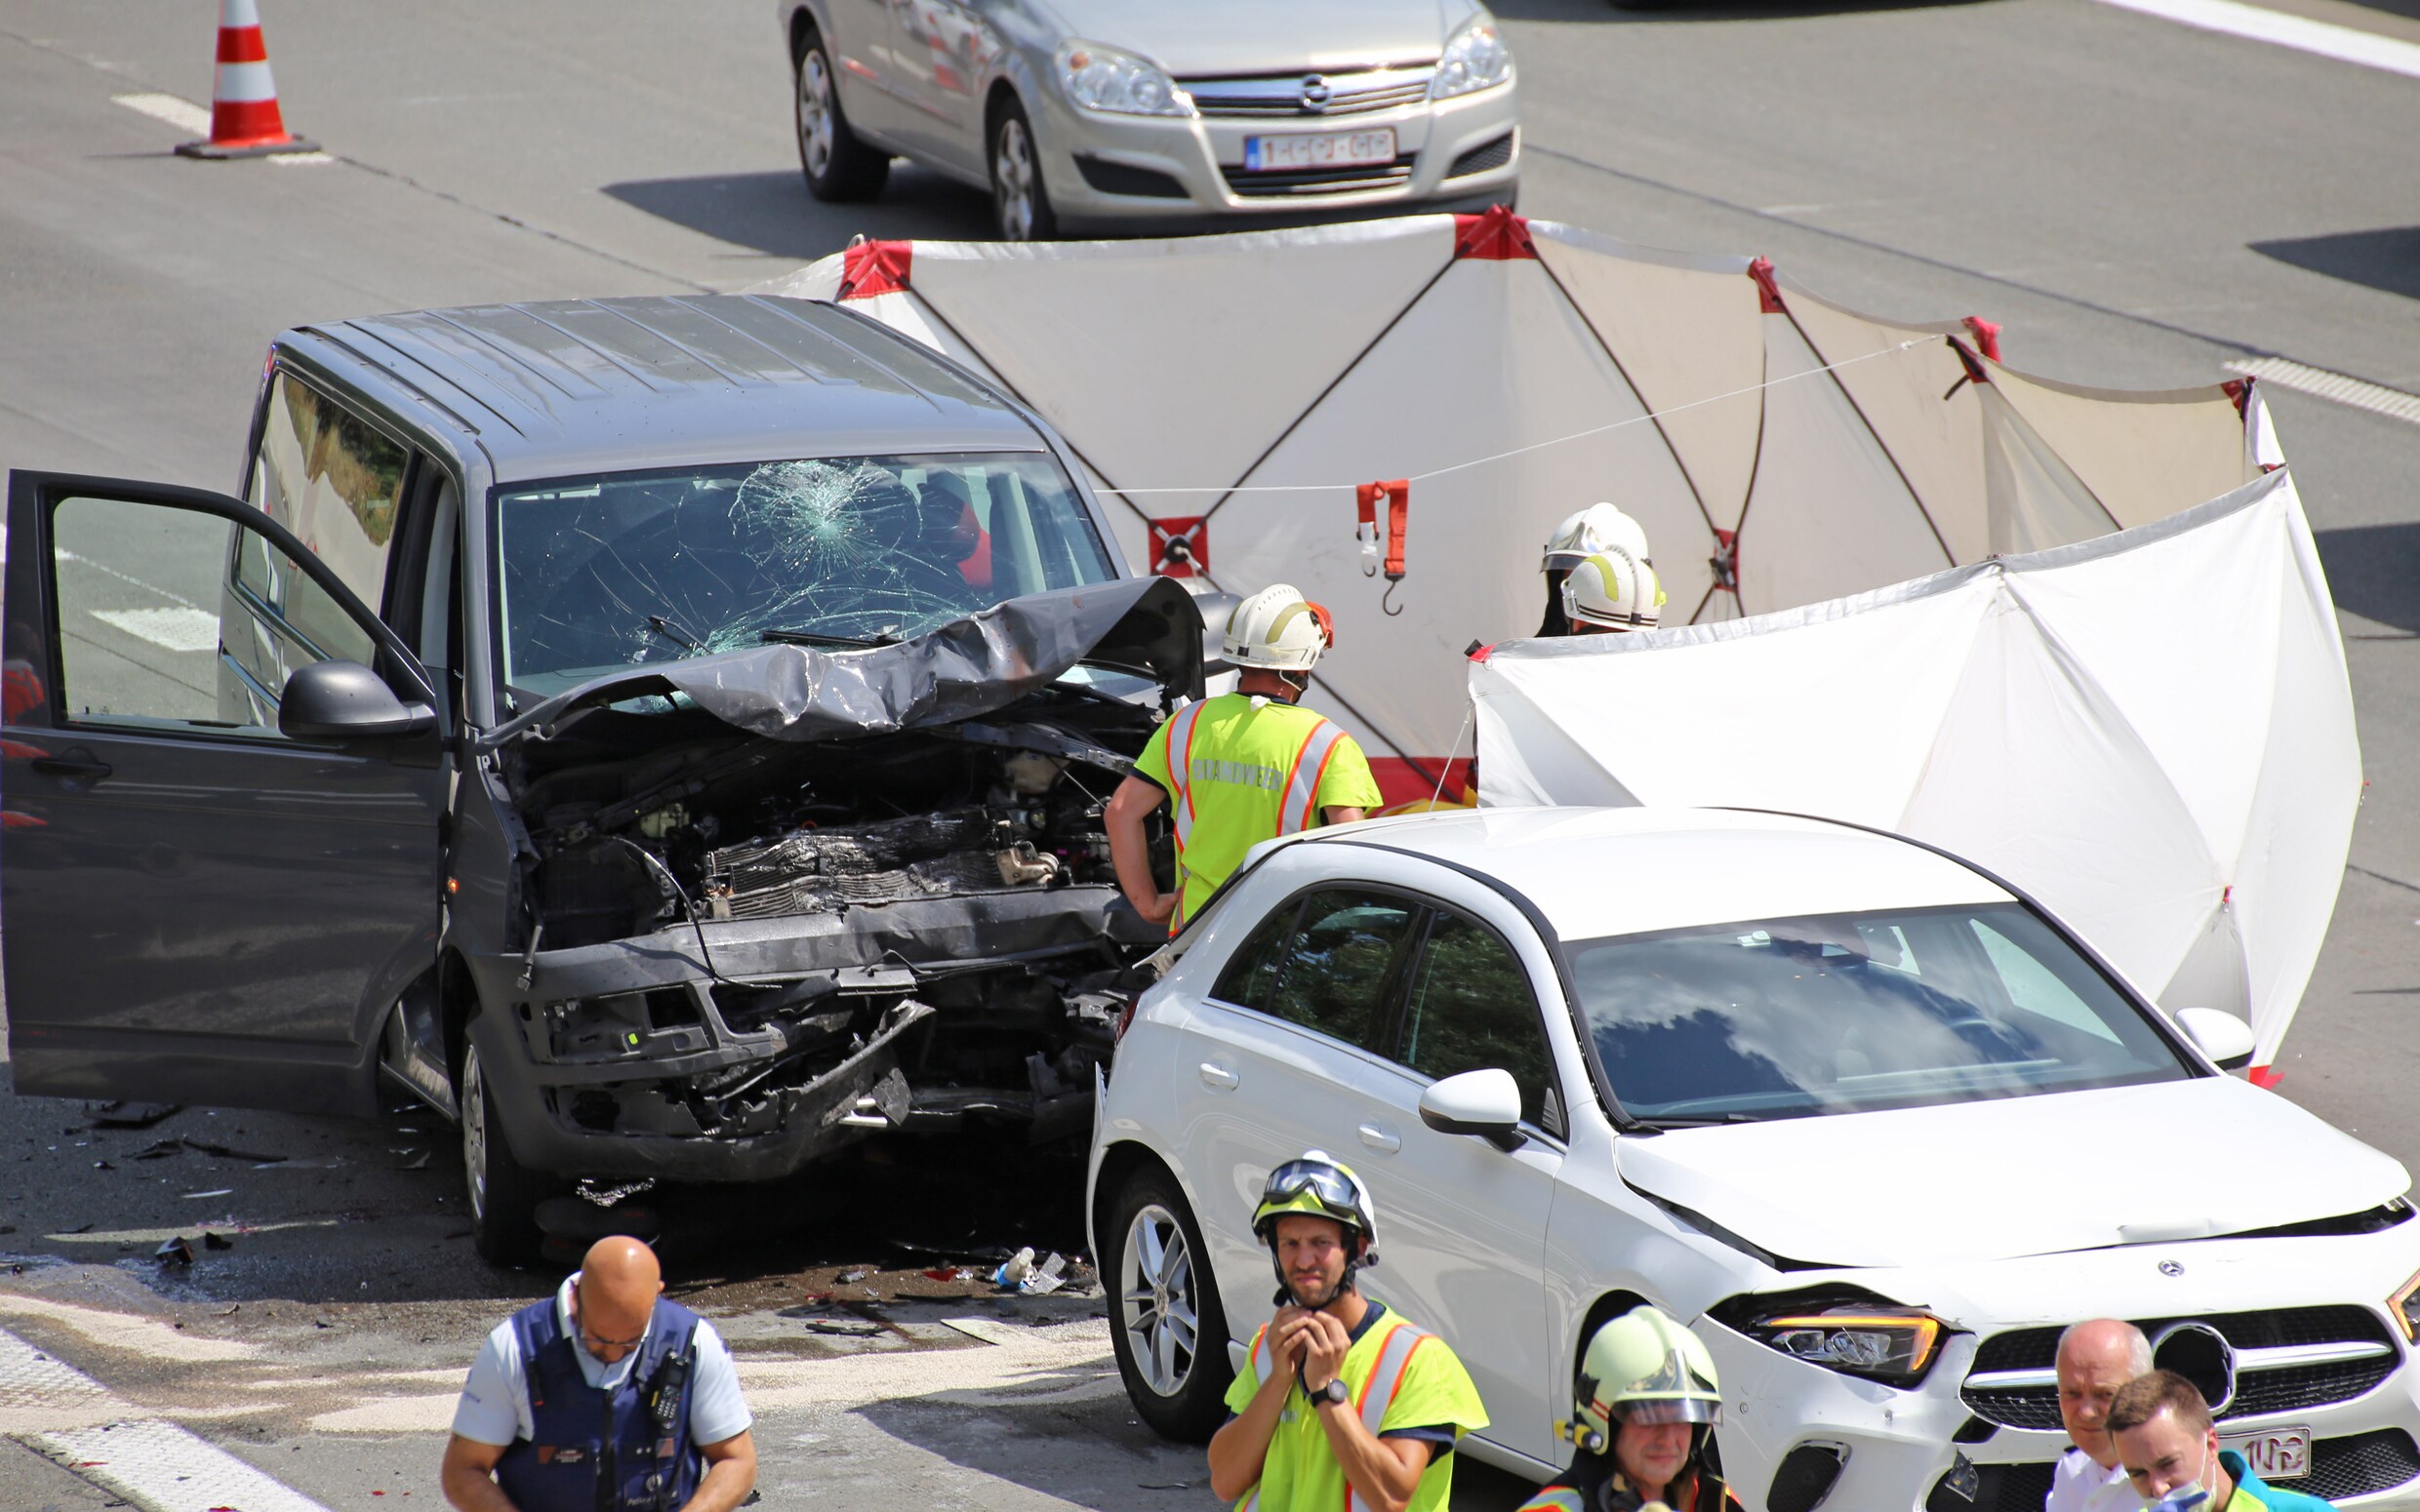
[1086,807,2420,1511]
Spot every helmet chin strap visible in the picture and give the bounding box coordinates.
[1269,1240,1365,1312]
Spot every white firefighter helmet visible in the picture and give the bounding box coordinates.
[1542,503,1652,573]
[1573,1304,1723,1447]
[1223,583,1332,673]
[1562,549,1665,631]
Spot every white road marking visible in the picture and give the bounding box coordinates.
[112,93,212,137]
[0,1293,256,1365]
[2229,357,2420,426]
[29,1420,332,1512]
[56,548,210,613]
[92,607,221,653]
[3,1325,330,1511]
[2090,0,2420,79]
[110,93,334,161]
[303,1316,1118,1433]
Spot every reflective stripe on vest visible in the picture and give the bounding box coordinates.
[1163,699,1209,855]
[1514,1491,1588,1512]
[1273,718,1347,837]
[1239,1318,1435,1511]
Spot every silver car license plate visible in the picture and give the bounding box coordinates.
[2220,1424,2312,1480]
[1242,129,1396,173]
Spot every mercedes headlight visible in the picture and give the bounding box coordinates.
[1745,1305,1948,1386]
[1057,42,1192,116]
[2388,1264,2420,1340]
[1430,15,1512,100]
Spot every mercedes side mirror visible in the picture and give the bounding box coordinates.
[1418,1068,1526,1152]
[2175,1007,2256,1072]
[279,659,437,742]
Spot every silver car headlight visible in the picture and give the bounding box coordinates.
[1057,41,1193,116]
[1430,14,1512,100]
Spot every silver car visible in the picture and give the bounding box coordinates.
[779,0,1520,238]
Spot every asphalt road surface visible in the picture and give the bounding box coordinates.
[3,0,2417,1507]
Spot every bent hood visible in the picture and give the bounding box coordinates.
[485,576,1203,747]
[1042,0,1459,76]
[1618,1076,2410,1270]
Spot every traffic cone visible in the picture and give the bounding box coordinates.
[175,0,317,159]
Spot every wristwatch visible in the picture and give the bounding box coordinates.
[1312,1377,1350,1408]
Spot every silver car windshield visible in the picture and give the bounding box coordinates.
[1568,903,2192,1124]
[495,452,1114,699]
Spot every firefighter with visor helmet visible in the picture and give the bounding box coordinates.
[1561,549,1665,636]
[1208,1151,1487,1512]
[1107,584,1380,934]
[1539,504,1653,636]
[1518,1305,1740,1512]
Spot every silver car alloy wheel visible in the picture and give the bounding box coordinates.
[798,48,837,179]
[462,1044,490,1224]
[993,116,1037,241]
[1120,1203,1201,1396]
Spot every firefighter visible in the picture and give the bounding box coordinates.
[1518,1305,1740,1512]
[1106,584,1380,933]
[1539,504,1653,636]
[1561,549,1665,635]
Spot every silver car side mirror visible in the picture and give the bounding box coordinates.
[1418,1067,1526,1152]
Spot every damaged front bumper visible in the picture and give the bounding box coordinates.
[464,887,1150,1182]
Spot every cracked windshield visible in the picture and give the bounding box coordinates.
[496,452,1114,702]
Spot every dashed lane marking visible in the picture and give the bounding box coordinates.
[111,93,210,136]
[109,93,334,162]
[92,607,221,653]
[2228,357,2420,426]
[0,1293,256,1365]
[2,1325,330,1511]
[2090,0,2420,78]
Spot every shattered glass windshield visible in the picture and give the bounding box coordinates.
[495,453,1115,701]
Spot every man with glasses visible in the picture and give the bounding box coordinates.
[441,1235,757,1512]
[1208,1151,1486,1512]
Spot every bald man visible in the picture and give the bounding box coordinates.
[2047,1318,2154,1512]
[442,1237,756,1512]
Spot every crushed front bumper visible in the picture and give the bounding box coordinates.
[464,887,1149,1181]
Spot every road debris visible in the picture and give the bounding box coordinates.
[156,1237,194,1265]
[182,1136,285,1163]
[86,1101,181,1130]
[180,1189,234,1200]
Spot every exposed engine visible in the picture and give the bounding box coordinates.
[495,692,1164,1169]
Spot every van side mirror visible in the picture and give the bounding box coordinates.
[2175,1007,2256,1072]
[1418,1068,1526,1152]
[279,659,437,741]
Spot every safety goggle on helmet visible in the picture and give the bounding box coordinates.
[1250,1152,1379,1265]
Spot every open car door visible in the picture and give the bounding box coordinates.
[3,471,445,1116]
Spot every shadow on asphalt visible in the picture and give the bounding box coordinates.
[1491,0,1998,21]
[2315,522,2420,635]
[2251,226,2420,303]
[603,166,993,263]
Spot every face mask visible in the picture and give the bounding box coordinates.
[2148,1441,2215,1512]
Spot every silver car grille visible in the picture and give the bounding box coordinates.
[1959,1305,2402,1430]
[1183,66,1435,119]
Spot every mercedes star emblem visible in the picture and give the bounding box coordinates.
[2158,1258,2185,1277]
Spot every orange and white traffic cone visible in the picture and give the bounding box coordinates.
[175,0,316,159]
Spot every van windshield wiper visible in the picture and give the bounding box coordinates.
[646,615,708,654]
[757,626,896,648]
[1632,1112,1760,1129]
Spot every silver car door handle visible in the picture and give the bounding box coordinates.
[1198,1061,1239,1091]
[1357,1123,1400,1154]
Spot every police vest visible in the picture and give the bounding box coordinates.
[1159,696,1351,926]
[494,1294,705,1512]
[1239,1313,1435,1512]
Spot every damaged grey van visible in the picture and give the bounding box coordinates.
[2,297,1199,1260]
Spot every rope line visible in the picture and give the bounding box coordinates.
[1099,336,1942,497]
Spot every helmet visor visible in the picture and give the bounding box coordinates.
[1614,1398,1721,1427]
[1263,1160,1361,1219]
